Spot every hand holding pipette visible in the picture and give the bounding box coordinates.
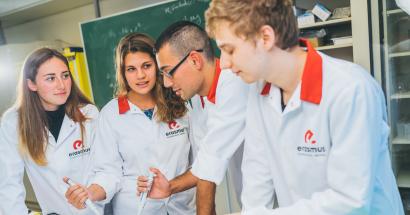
[137,171,155,215]
[63,177,102,215]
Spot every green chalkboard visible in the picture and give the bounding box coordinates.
[81,0,211,108]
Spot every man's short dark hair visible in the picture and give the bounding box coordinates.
[155,21,214,61]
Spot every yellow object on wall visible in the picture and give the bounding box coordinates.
[63,47,94,102]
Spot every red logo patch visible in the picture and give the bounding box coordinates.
[73,140,83,150]
[168,120,180,129]
[304,130,317,145]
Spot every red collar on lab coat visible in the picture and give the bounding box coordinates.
[200,59,222,108]
[118,96,130,114]
[261,38,323,105]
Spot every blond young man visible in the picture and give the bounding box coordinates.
[205,0,404,214]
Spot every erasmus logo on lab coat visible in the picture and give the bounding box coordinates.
[165,120,185,138]
[296,130,326,156]
[168,121,180,129]
[68,140,91,159]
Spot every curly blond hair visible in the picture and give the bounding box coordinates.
[206,0,299,50]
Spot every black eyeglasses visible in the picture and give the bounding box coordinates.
[160,49,203,79]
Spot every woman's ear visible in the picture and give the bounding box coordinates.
[259,25,276,51]
[27,79,38,92]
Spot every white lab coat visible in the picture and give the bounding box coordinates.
[89,97,195,215]
[190,59,248,204]
[0,104,101,215]
[242,41,404,215]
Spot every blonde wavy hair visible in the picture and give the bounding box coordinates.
[206,0,299,50]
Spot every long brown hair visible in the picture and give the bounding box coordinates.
[17,48,92,165]
[114,33,187,122]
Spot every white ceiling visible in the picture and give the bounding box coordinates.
[0,0,50,17]
[0,0,93,27]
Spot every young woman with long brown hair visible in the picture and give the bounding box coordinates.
[65,33,196,214]
[0,48,101,214]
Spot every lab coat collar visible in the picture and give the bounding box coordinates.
[118,96,131,114]
[261,82,271,95]
[118,96,152,115]
[206,59,222,104]
[299,38,323,104]
[260,38,323,105]
[264,83,302,114]
[49,114,76,145]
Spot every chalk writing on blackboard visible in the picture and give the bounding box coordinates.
[81,0,211,108]
[120,23,143,34]
[164,0,195,14]
[182,14,202,25]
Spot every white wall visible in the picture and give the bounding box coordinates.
[0,40,70,114]
[3,0,167,46]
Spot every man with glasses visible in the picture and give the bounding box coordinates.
[137,21,248,215]
[159,49,203,81]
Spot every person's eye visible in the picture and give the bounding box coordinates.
[226,48,234,55]
[62,72,70,79]
[143,63,152,70]
[160,69,169,74]
[126,67,136,72]
[45,76,55,81]
[222,47,234,55]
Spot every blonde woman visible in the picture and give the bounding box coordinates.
[65,33,196,214]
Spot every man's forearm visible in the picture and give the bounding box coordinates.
[196,179,216,215]
[169,170,199,194]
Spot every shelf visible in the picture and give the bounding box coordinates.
[390,92,410,99]
[391,92,410,99]
[390,51,410,58]
[299,17,351,29]
[387,9,405,15]
[393,137,410,145]
[398,169,410,188]
[315,43,353,51]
